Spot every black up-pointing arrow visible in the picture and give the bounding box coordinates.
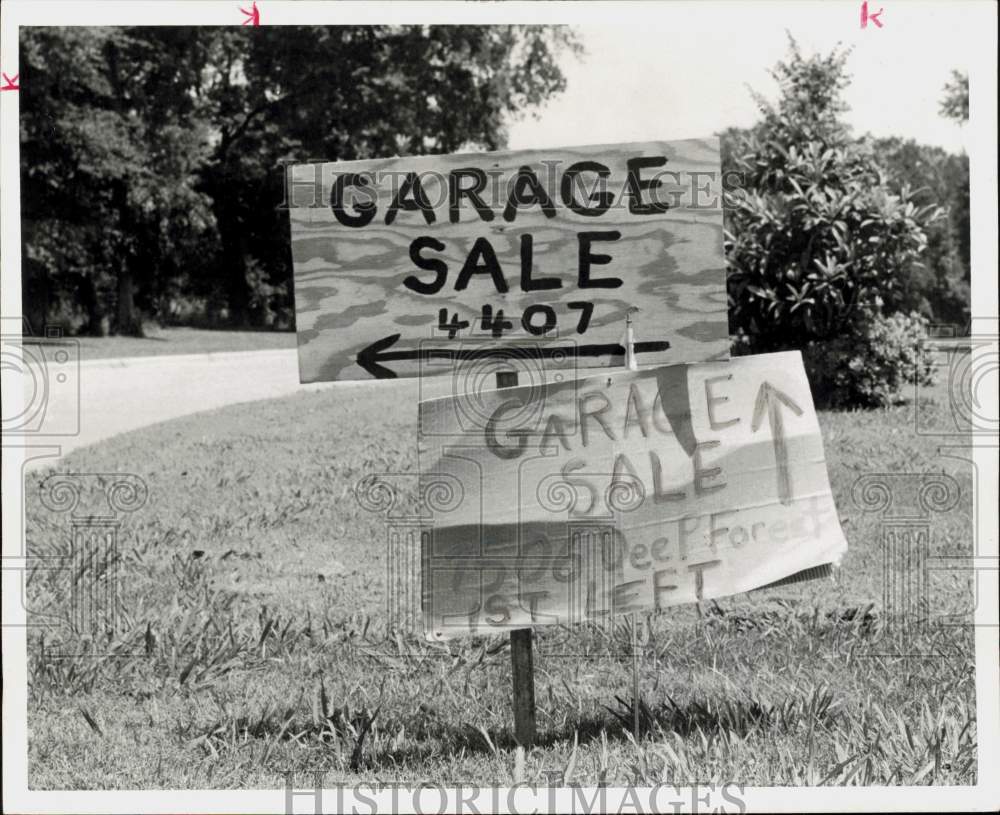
[357,333,672,379]
[751,381,804,506]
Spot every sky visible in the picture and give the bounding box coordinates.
[507,1,976,154]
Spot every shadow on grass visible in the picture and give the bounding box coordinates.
[368,715,623,768]
[370,685,845,769]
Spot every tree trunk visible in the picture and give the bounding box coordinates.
[213,195,251,327]
[104,41,145,339]
[22,257,49,336]
[78,275,105,336]
[116,266,143,337]
[111,180,144,337]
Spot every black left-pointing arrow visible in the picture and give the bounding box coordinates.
[356,333,672,379]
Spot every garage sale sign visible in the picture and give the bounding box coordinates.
[288,139,729,382]
[286,138,847,642]
[417,352,848,640]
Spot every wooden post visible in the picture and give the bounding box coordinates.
[631,612,640,740]
[496,369,537,747]
[625,308,641,739]
[510,628,536,746]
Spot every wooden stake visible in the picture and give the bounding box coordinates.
[510,628,536,746]
[496,369,536,747]
[631,611,640,740]
[625,311,640,739]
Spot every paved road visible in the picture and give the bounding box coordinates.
[6,336,979,472]
[8,348,346,468]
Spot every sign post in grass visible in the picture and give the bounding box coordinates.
[497,368,537,747]
[288,137,848,746]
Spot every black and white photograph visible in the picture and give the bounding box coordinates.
[2,1,997,812]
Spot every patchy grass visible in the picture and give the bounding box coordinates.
[33,326,296,361]
[24,375,976,788]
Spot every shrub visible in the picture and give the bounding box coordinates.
[724,39,943,406]
[802,310,937,408]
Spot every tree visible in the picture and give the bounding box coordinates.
[190,25,579,327]
[872,137,970,327]
[862,67,971,329]
[20,26,579,334]
[20,28,217,336]
[725,38,940,351]
[20,28,122,335]
[723,38,940,405]
[940,70,969,124]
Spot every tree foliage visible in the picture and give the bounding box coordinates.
[802,311,935,408]
[723,38,945,405]
[20,26,579,334]
[21,28,216,336]
[726,41,941,348]
[939,70,969,124]
[872,136,970,328]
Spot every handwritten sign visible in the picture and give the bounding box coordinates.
[288,139,728,382]
[417,351,847,640]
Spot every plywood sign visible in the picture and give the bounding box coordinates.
[288,139,728,382]
[417,351,847,640]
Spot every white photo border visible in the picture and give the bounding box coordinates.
[2,2,997,812]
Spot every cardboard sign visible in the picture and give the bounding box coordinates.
[417,352,847,640]
[288,139,728,382]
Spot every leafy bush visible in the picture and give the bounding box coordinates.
[724,39,944,406]
[802,310,936,408]
[726,142,940,349]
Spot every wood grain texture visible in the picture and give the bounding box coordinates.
[417,352,848,641]
[510,628,536,746]
[289,139,729,382]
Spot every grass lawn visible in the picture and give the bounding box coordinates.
[37,326,296,361]
[23,375,976,789]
